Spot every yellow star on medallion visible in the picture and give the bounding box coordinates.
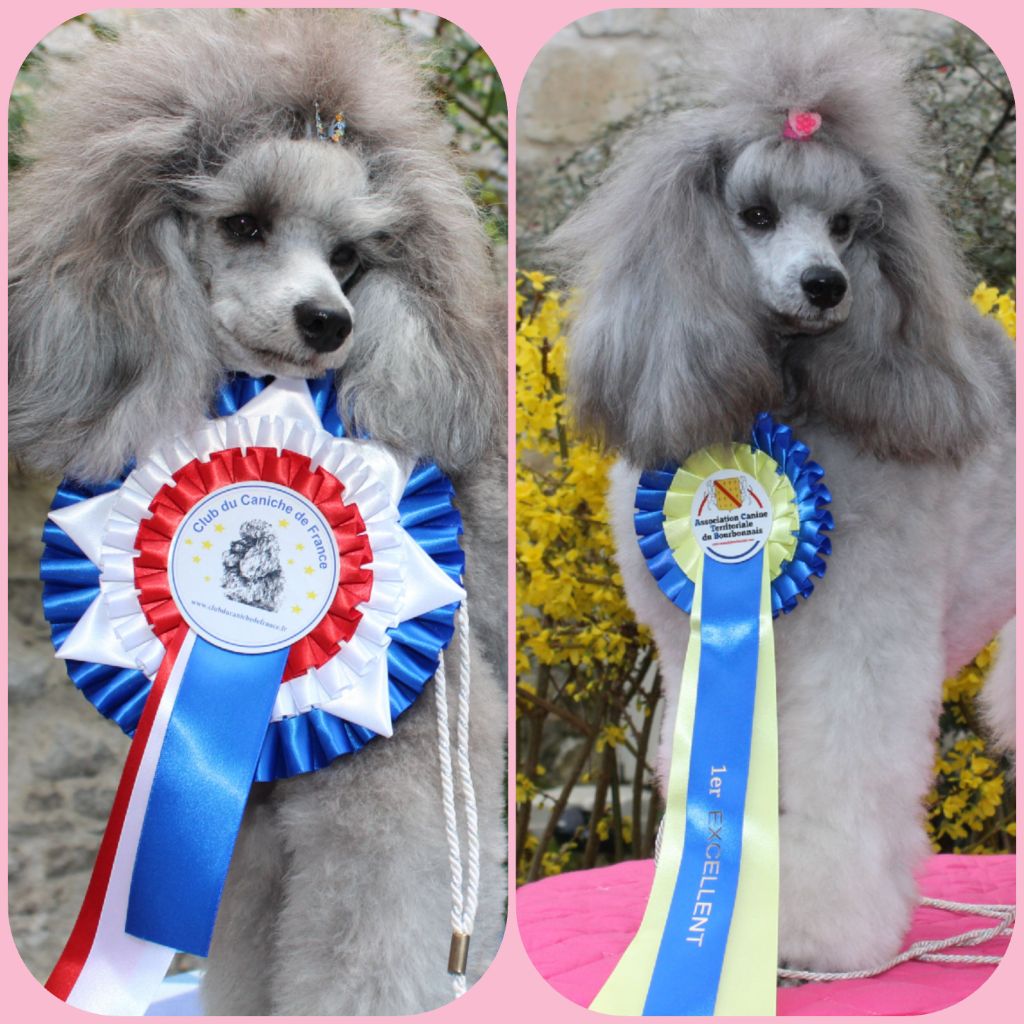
[214,524,224,533]
[184,539,193,546]
[202,541,212,550]
[192,555,201,564]
[304,566,314,575]
[291,604,302,614]
[288,558,295,565]
[278,518,290,528]
[296,543,305,551]
[204,576,211,583]
[306,591,317,600]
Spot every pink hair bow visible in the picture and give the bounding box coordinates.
[783,109,822,140]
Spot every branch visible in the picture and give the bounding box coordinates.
[448,93,508,151]
[515,684,594,736]
[970,95,1015,179]
[526,711,603,883]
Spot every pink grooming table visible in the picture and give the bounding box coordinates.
[517,854,1014,1015]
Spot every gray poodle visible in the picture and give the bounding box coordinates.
[554,11,1014,973]
[9,9,506,1015]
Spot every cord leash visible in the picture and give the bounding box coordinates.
[434,603,480,998]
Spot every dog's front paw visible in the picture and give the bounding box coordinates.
[777,815,919,973]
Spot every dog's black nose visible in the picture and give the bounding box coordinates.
[801,266,848,310]
[294,302,352,352]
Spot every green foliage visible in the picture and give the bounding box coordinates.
[424,18,508,242]
[929,643,1015,853]
[373,12,506,242]
[9,13,119,172]
[911,25,1016,291]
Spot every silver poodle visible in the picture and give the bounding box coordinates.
[554,11,1014,973]
[9,9,506,1014]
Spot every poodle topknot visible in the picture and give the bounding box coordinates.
[9,9,504,483]
[553,10,1010,469]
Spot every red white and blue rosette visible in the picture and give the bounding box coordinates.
[40,375,465,1014]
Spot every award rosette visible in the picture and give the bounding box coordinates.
[40,375,466,1014]
[591,414,832,1016]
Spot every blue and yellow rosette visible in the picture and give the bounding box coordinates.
[38,374,466,1014]
[592,413,832,1016]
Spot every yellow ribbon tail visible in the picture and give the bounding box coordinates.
[590,556,779,1015]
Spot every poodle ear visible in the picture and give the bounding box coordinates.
[337,269,504,476]
[9,207,221,482]
[336,141,504,477]
[787,168,1010,462]
[551,110,781,466]
[9,84,223,484]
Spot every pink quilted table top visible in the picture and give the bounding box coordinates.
[517,854,1014,1016]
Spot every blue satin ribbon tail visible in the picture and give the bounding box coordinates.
[643,553,764,1015]
[125,638,288,955]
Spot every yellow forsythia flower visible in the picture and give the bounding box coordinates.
[972,282,1016,341]
[928,286,1015,854]
[515,271,650,677]
[516,270,656,881]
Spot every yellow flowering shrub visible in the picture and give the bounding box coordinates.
[929,285,1015,853]
[930,286,1016,853]
[516,271,657,884]
[972,282,1016,341]
[516,273,1015,884]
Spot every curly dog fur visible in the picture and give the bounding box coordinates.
[9,9,506,1014]
[554,10,1014,973]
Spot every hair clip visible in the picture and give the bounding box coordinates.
[782,109,822,140]
[315,101,347,144]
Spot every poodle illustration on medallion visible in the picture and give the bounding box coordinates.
[221,520,286,613]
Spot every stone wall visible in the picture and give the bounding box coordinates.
[8,469,127,980]
[9,469,205,982]
[515,7,968,256]
[517,8,691,166]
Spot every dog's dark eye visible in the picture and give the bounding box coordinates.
[222,214,264,241]
[830,213,852,239]
[741,206,777,230]
[330,243,362,285]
